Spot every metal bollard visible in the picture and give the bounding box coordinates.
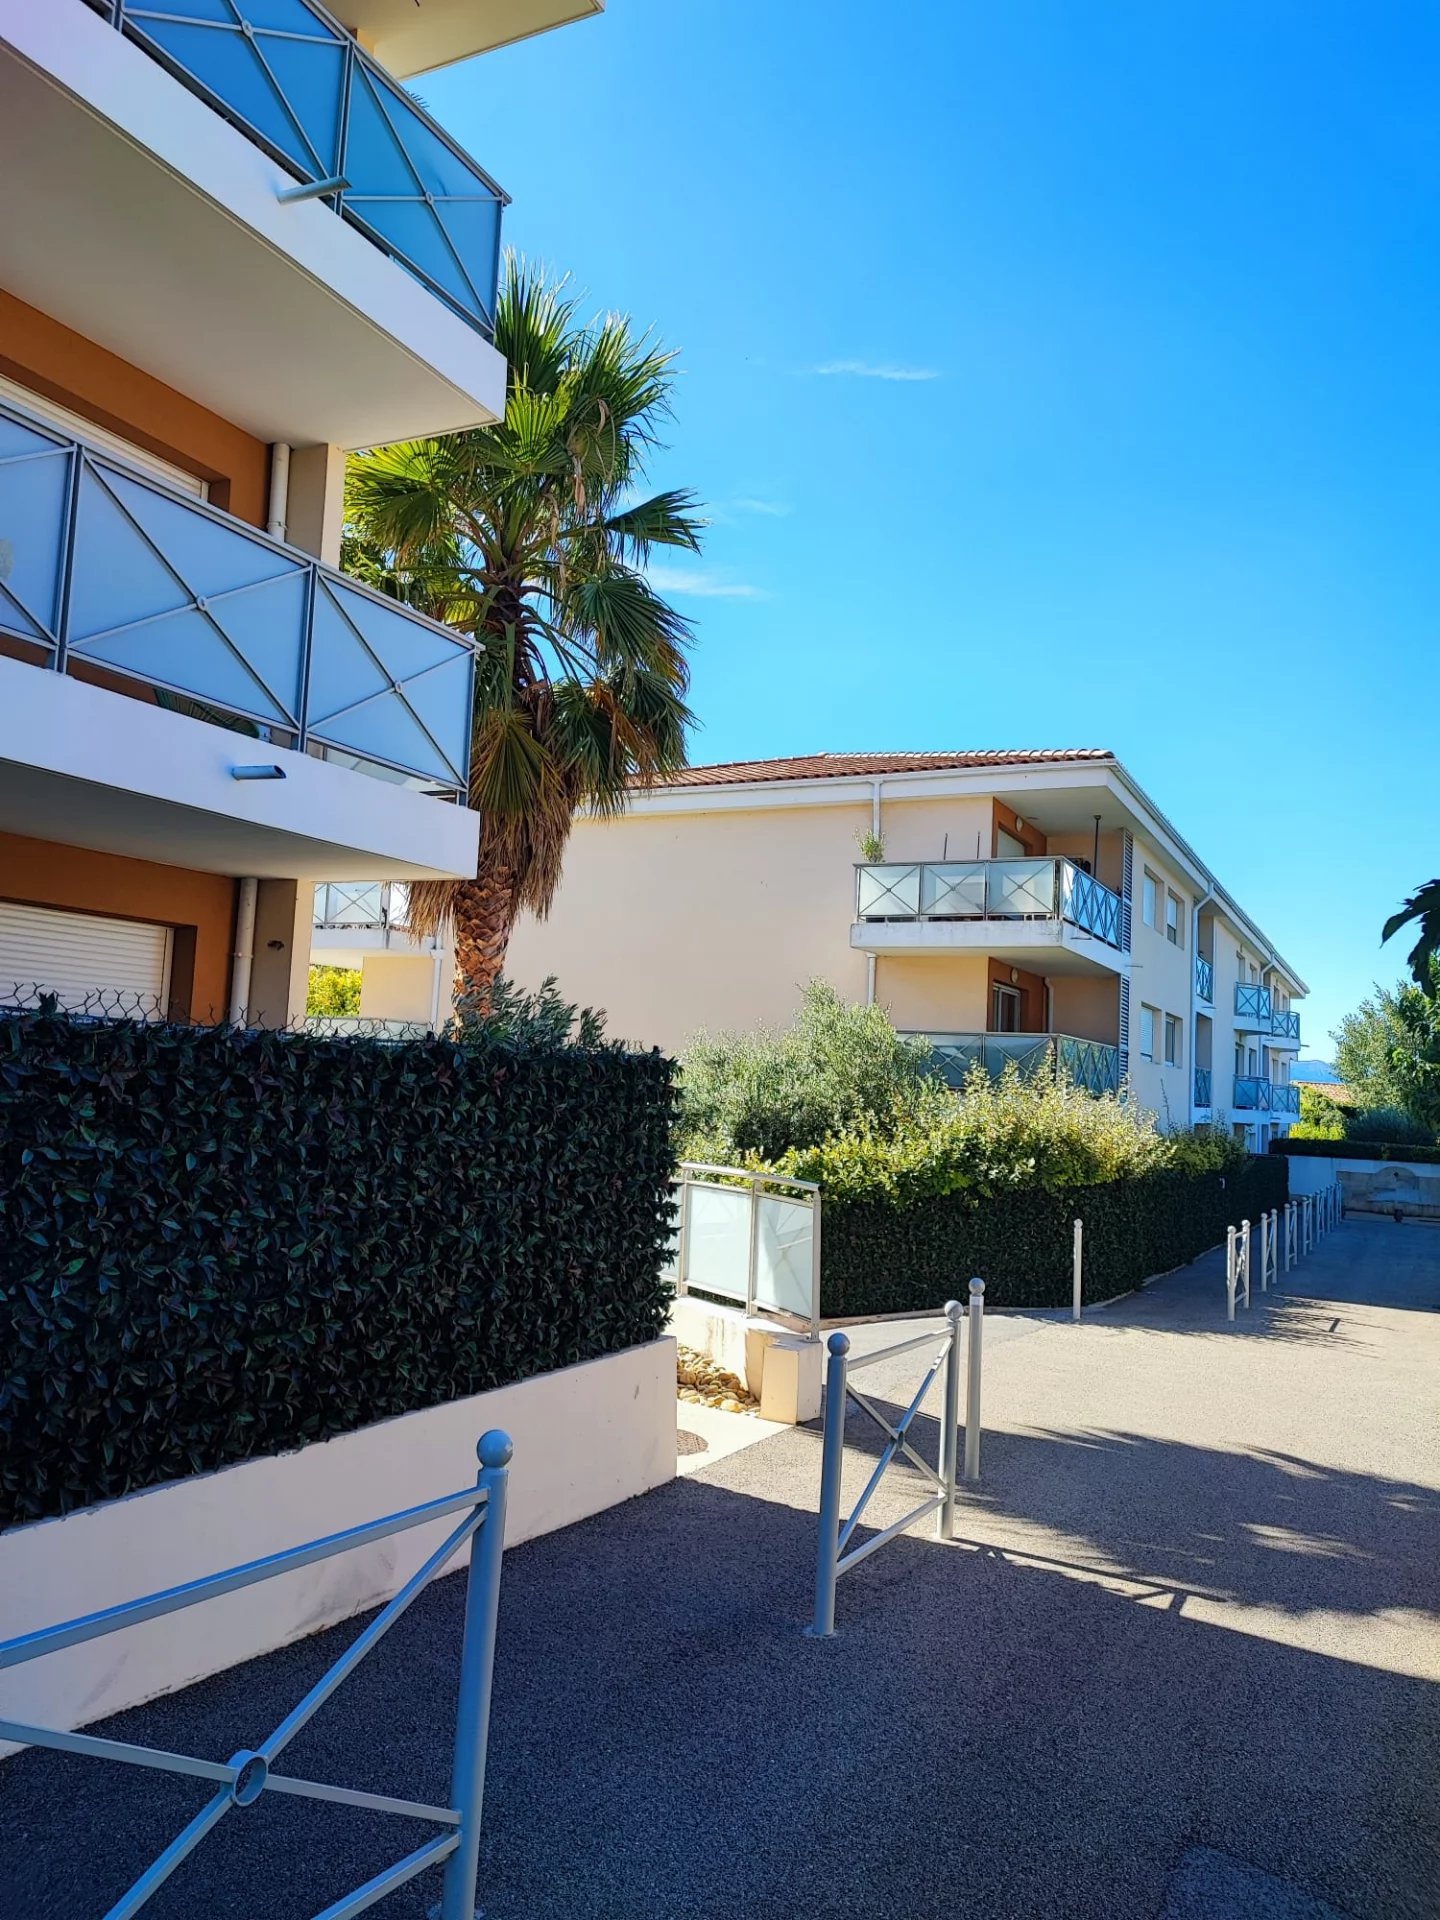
[1072,1218,1084,1323]
[1226,1225,1238,1321]
[440,1430,513,1920]
[938,1300,963,1539]
[963,1278,985,1483]
[807,1332,850,1637]
[1259,1212,1269,1293]
[1240,1219,1251,1309]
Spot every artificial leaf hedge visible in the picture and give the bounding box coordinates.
[820,1157,1289,1318]
[0,1004,676,1529]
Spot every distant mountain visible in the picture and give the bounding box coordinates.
[1292,1061,1341,1083]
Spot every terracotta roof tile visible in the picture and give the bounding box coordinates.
[656,749,1114,789]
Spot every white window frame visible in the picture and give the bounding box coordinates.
[1165,891,1183,947]
[1164,1013,1182,1067]
[1142,870,1159,928]
[0,374,208,499]
[1140,1004,1157,1062]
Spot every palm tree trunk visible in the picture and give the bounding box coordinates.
[451,854,519,1013]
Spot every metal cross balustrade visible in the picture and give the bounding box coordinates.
[0,1431,514,1920]
[0,397,476,796]
[808,1284,984,1636]
[83,0,507,339]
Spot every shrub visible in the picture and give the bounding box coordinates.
[774,1069,1172,1205]
[678,980,939,1163]
[0,997,675,1528]
[821,1158,1288,1317]
[306,965,362,1017]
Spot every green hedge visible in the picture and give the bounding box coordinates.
[1272,1137,1440,1165]
[0,1004,676,1528]
[820,1158,1288,1317]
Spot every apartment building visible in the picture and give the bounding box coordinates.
[0,0,597,1023]
[503,751,1308,1146]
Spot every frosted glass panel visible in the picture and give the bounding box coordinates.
[920,863,985,917]
[684,1185,752,1307]
[0,443,70,642]
[754,1195,815,1320]
[986,859,1055,917]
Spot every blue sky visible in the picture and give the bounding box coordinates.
[426,1,1440,1058]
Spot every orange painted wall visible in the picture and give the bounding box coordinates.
[991,799,1047,858]
[0,830,236,1021]
[0,291,270,526]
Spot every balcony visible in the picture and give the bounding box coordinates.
[1232,1078,1301,1116]
[1195,954,1214,1003]
[314,881,410,930]
[1,2,506,447]
[1234,984,1302,1047]
[0,399,474,795]
[853,858,1125,975]
[84,0,505,341]
[1194,1067,1212,1108]
[909,1032,1122,1096]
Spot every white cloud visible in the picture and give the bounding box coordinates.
[648,564,767,601]
[813,359,940,382]
[731,496,792,518]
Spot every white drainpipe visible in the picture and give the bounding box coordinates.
[865,777,884,1007]
[429,938,445,1033]
[266,443,291,542]
[228,877,258,1026]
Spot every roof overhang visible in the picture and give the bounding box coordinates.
[0,1,507,448]
[617,755,1310,996]
[332,0,604,78]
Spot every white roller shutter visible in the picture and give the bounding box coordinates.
[0,901,173,1017]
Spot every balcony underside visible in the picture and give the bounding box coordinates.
[0,3,506,448]
[334,0,603,78]
[852,920,1127,978]
[0,658,479,880]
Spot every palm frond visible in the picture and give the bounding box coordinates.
[1383,879,1440,986]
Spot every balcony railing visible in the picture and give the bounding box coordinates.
[314,882,411,930]
[857,858,1123,950]
[1194,1067,1212,1107]
[1233,1077,1298,1114]
[909,1032,1122,1096]
[1195,954,1214,1003]
[1234,983,1301,1045]
[84,0,506,339]
[0,400,474,796]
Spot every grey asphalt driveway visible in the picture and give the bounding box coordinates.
[2,1217,1437,1919]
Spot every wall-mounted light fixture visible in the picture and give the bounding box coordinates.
[231,765,287,781]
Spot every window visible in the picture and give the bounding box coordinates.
[0,373,208,499]
[1140,1004,1157,1061]
[1142,870,1159,927]
[991,983,1022,1033]
[1164,1013,1182,1066]
[1165,892,1183,947]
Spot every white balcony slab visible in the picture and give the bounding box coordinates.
[0,657,480,881]
[0,0,506,448]
[851,917,1128,977]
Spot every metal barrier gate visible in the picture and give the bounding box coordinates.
[808,1282,984,1636]
[0,1430,514,1920]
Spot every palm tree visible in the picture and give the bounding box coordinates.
[1383,879,1440,987]
[345,259,702,1007]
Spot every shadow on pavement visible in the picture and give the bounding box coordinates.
[2,1456,1437,1920]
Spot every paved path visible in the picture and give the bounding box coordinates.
[3,1218,1438,1919]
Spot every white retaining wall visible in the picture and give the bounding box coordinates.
[1284,1153,1440,1219]
[0,1339,675,1752]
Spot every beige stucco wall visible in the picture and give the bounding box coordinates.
[1127,840,1194,1126]
[879,797,995,865]
[504,801,872,1052]
[360,952,438,1024]
[873,954,991,1033]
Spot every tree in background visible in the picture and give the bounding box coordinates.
[1332,984,1412,1112]
[307,966,362,1017]
[1383,878,1440,986]
[1330,964,1440,1141]
[345,259,701,1007]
